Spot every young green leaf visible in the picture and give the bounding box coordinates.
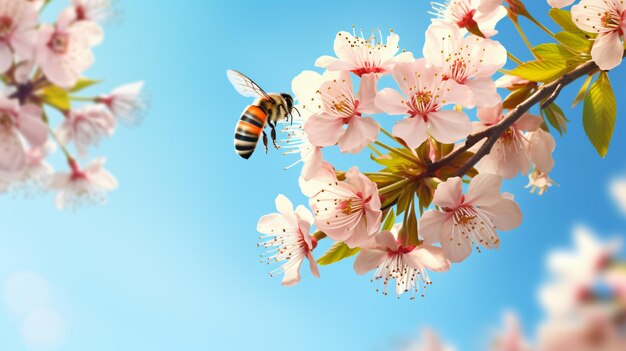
[38,86,70,111]
[549,9,585,36]
[572,74,595,108]
[317,241,360,266]
[69,78,101,92]
[508,60,567,83]
[534,43,578,61]
[583,72,616,158]
[542,103,568,136]
[555,32,592,53]
[382,209,396,231]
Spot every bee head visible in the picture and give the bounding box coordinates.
[281,93,294,114]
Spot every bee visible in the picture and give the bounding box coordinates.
[227,70,297,159]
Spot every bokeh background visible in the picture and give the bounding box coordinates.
[1,0,625,350]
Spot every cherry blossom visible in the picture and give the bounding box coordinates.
[419,174,522,263]
[354,226,450,298]
[282,70,332,180]
[48,157,118,210]
[525,170,556,196]
[0,0,38,73]
[304,71,380,154]
[36,11,103,88]
[495,75,532,89]
[307,167,382,248]
[492,313,531,351]
[98,82,146,126]
[431,0,507,38]
[257,194,320,286]
[57,104,116,157]
[473,104,556,179]
[0,141,54,195]
[375,59,472,150]
[67,0,114,23]
[315,29,413,78]
[0,95,47,173]
[572,0,626,70]
[423,22,507,107]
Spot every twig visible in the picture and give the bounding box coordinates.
[427,59,601,177]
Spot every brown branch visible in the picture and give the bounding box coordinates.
[427,59,600,178]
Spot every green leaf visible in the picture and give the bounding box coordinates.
[502,86,534,110]
[549,9,585,36]
[382,209,396,231]
[69,78,101,92]
[555,32,592,53]
[542,103,568,136]
[583,72,616,158]
[534,43,578,61]
[39,86,70,111]
[572,74,595,108]
[317,241,360,266]
[508,60,568,83]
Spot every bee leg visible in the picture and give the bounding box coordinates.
[262,130,269,153]
[268,121,279,149]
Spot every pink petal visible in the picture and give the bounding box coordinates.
[304,113,345,147]
[432,177,463,208]
[419,209,453,245]
[0,44,12,73]
[356,74,381,114]
[427,110,472,144]
[354,249,386,275]
[477,104,503,125]
[591,32,623,71]
[465,78,500,108]
[465,173,503,207]
[375,88,408,115]
[375,230,400,252]
[307,252,320,278]
[442,235,473,263]
[407,245,450,272]
[528,129,556,173]
[338,116,380,154]
[480,198,523,231]
[392,117,428,150]
[515,113,543,132]
[0,130,26,172]
[282,257,304,286]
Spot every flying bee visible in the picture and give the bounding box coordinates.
[227,70,298,159]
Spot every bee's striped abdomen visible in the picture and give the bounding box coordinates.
[234,105,267,159]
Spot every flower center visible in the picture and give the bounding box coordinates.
[601,11,620,29]
[456,8,477,29]
[76,5,87,21]
[453,206,478,225]
[48,32,70,54]
[0,16,13,38]
[411,90,438,117]
[450,58,468,82]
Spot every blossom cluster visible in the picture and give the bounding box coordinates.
[0,0,145,209]
[255,0,625,298]
[399,228,626,351]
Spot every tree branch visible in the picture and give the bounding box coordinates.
[427,59,600,178]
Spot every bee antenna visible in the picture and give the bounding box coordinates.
[292,106,301,125]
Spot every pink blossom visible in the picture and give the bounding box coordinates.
[572,0,626,70]
[304,71,380,154]
[315,29,414,78]
[423,22,507,107]
[283,70,332,180]
[402,329,456,351]
[257,194,320,286]
[492,313,531,351]
[495,75,532,89]
[0,95,47,173]
[375,59,472,150]
[67,0,114,23]
[354,227,450,298]
[98,82,146,125]
[0,141,55,196]
[431,0,507,38]
[473,104,556,179]
[420,174,522,263]
[547,0,575,8]
[57,104,116,157]
[48,157,118,210]
[36,13,102,88]
[307,167,382,248]
[0,0,38,73]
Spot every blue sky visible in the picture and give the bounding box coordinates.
[1,0,626,350]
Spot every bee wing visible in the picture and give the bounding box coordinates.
[226,70,272,101]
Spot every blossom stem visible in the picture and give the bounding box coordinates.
[378,178,412,195]
[48,127,73,160]
[507,52,523,65]
[524,13,557,40]
[69,96,96,102]
[511,17,538,59]
[367,143,383,157]
[313,231,327,241]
